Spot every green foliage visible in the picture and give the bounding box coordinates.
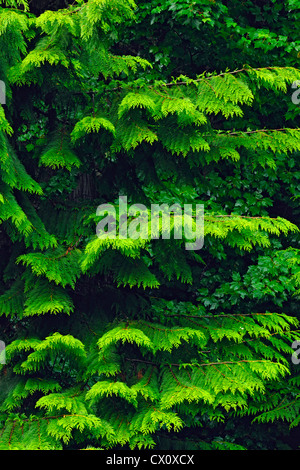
[0,0,299,451]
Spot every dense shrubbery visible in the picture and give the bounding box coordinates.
[0,0,299,450]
